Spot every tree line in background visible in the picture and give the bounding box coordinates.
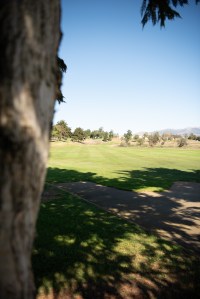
[122,130,200,147]
[52,120,200,147]
[51,120,116,142]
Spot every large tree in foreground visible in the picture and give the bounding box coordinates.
[0,1,61,298]
[0,1,199,298]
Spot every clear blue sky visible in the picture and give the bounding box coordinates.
[54,0,200,135]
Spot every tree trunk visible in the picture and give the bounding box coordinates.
[0,1,61,298]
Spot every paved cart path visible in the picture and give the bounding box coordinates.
[56,181,200,254]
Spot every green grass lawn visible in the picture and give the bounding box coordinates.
[33,185,200,299]
[32,143,200,298]
[47,142,200,192]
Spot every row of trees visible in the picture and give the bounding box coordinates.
[188,133,200,141]
[52,122,200,146]
[51,121,116,142]
[122,131,200,147]
[122,131,163,146]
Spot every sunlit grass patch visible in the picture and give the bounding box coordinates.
[47,143,200,192]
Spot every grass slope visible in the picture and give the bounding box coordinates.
[47,142,200,192]
[33,185,200,299]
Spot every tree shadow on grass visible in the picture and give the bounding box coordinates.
[46,167,200,192]
[33,186,200,299]
[113,168,200,192]
[47,168,200,252]
[33,191,137,298]
[46,167,200,253]
[32,167,200,298]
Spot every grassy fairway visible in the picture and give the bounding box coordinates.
[32,143,200,298]
[33,185,200,299]
[47,142,200,191]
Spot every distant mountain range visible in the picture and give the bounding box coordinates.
[137,127,200,136]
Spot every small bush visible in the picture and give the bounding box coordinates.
[137,138,145,146]
[177,138,187,147]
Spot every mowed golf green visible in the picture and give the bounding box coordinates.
[47,142,200,191]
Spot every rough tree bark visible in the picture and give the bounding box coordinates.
[0,1,61,298]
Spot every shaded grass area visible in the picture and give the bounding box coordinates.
[32,185,200,299]
[47,167,200,192]
[47,144,200,192]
